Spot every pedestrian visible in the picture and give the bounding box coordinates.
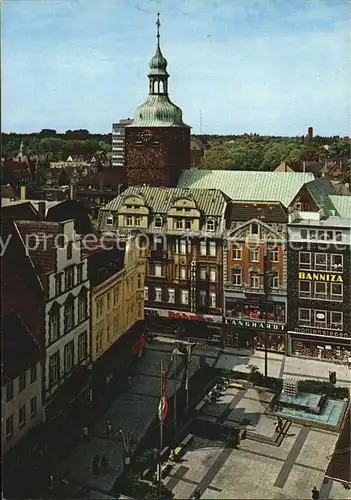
[101,455,109,472]
[276,416,283,433]
[81,425,89,441]
[169,449,175,461]
[105,420,112,436]
[311,486,320,499]
[48,474,54,490]
[127,375,132,388]
[241,429,247,440]
[193,488,201,499]
[92,454,100,475]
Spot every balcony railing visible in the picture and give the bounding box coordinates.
[224,282,287,294]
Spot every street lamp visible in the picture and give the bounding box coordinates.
[249,268,277,378]
[119,429,133,474]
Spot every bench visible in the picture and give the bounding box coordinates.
[154,461,172,479]
[181,433,194,447]
[228,382,243,389]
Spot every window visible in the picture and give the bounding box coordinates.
[269,275,279,289]
[30,396,37,418]
[96,297,104,318]
[154,264,162,277]
[231,268,242,285]
[49,307,60,342]
[30,364,37,383]
[300,229,308,239]
[331,254,343,271]
[209,292,216,308]
[180,289,189,305]
[107,292,111,310]
[18,405,26,428]
[206,220,215,232]
[155,287,162,302]
[64,299,74,331]
[299,252,311,270]
[65,267,74,289]
[209,268,216,282]
[309,230,316,239]
[107,324,110,343]
[299,281,311,298]
[331,311,343,329]
[135,216,141,226]
[174,218,183,230]
[19,372,26,392]
[298,308,311,326]
[126,216,133,226]
[106,215,114,226]
[6,380,14,401]
[209,241,216,256]
[155,216,163,228]
[168,288,175,303]
[64,341,74,373]
[331,283,343,301]
[250,275,260,288]
[314,282,327,299]
[269,247,279,263]
[78,331,87,361]
[137,274,142,288]
[314,310,326,327]
[180,266,187,280]
[251,223,259,235]
[185,218,191,230]
[180,240,187,254]
[200,241,207,256]
[144,286,149,301]
[55,274,62,296]
[6,415,14,440]
[199,268,207,280]
[232,248,242,260]
[315,253,327,271]
[199,290,207,306]
[250,249,259,262]
[49,351,60,385]
[78,292,87,322]
[335,231,342,241]
[96,329,103,354]
[67,241,72,260]
[77,264,83,284]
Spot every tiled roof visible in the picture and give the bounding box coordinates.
[102,185,229,217]
[328,195,351,219]
[2,311,41,380]
[15,220,62,275]
[77,166,126,187]
[177,170,315,207]
[228,201,287,223]
[304,178,337,213]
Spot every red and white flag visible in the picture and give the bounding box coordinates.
[158,371,168,422]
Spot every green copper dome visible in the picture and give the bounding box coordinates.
[132,95,189,127]
[149,46,169,76]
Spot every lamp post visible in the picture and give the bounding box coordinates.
[119,429,133,474]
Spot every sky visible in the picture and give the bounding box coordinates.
[2,0,350,136]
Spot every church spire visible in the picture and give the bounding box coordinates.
[148,13,169,95]
[156,12,161,47]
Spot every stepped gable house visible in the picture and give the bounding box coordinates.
[125,14,191,187]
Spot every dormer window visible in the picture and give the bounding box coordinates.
[155,216,163,228]
[206,220,215,232]
[106,214,114,226]
[251,223,259,235]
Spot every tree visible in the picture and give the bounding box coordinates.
[39,129,57,137]
[38,138,64,154]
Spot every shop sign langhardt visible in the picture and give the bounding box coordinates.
[225,318,286,331]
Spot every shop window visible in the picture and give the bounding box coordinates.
[314,253,327,271]
[231,268,242,285]
[299,281,311,298]
[180,289,189,304]
[232,247,242,260]
[331,254,343,271]
[299,308,311,326]
[155,288,162,302]
[330,283,343,302]
[299,252,311,270]
[314,282,327,300]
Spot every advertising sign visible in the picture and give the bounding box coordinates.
[225,317,286,331]
[145,307,222,323]
[298,272,343,283]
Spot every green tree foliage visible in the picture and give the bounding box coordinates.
[38,137,64,154]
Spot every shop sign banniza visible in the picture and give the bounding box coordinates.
[225,318,286,331]
[298,272,343,283]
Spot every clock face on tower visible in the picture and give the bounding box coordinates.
[138,130,153,143]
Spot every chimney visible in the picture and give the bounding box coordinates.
[20,185,27,200]
[38,201,46,220]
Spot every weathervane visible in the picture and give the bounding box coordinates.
[156,12,160,42]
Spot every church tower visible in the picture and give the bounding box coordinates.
[125,14,191,187]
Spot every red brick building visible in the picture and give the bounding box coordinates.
[125,14,190,187]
